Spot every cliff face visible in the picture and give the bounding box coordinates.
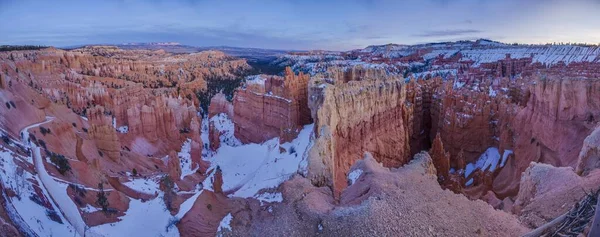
[232,67,311,144]
[494,77,600,197]
[307,67,411,196]
[88,106,121,162]
[417,75,600,199]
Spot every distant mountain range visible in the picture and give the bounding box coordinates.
[62,42,302,61]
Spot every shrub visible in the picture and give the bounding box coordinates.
[96,183,110,213]
[69,184,87,197]
[2,134,10,144]
[45,210,63,224]
[49,153,71,175]
[132,168,138,176]
[29,194,44,206]
[98,151,103,157]
[72,122,77,128]
[5,102,10,109]
[206,203,212,211]
[37,139,46,150]
[39,127,51,136]
[161,176,176,211]
[195,76,243,114]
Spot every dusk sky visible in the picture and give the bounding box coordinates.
[1,0,599,50]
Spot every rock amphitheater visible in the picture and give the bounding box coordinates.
[1,41,600,236]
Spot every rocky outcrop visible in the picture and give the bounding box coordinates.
[177,191,231,237]
[576,126,600,175]
[429,133,450,184]
[307,67,411,196]
[168,150,182,180]
[208,122,220,152]
[494,77,600,198]
[88,106,121,162]
[233,67,311,144]
[125,96,195,143]
[208,92,233,119]
[228,152,529,236]
[513,162,600,228]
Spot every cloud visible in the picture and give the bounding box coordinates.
[414,29,482,38]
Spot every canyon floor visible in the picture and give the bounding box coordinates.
[0,41,600,236]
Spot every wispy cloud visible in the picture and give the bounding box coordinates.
[414,29,482,38]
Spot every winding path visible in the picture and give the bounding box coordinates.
[20,117,101,237]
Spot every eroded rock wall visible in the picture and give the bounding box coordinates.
[233,67,311,144]
[307,67,411,196]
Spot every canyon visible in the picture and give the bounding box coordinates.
[0,40,600,236]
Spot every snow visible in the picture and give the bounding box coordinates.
[202,114,314,198]
[12,117,100,236]
[80,204,100,213]
[112,117,117,129]
[488,86,497,97]
[33,143,91,236]
[465,178,474,186]
[210,113,241,147]
[217,213,233,234]
[123,178,160,195]
[245,75,266,86]
[90,193,180,237]
[175,191,203,219]
[254,192,283,206]
[178,139,197,179]
[464,147,501,179]
[453,80,466,89]
[117,126,128,133]
[0,147,77,236]
[348,169,363,185]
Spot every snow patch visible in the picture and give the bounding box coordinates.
[117,126,128,133]
[464,147,501,179]
[202,114,314,198]
[123,178,159,195]
[254,192,283,206]
[178,139,197,179]
[217,213,233,233]
[348,169,363,185]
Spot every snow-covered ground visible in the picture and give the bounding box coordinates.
[123,178,160,195]
[217,213,233,235]
[178,139,197,179]
[0,147,77,236]
[1,110,314,236]
[90,193,181,237]
[348,169,363,185]
[463,147,514,186]
[117,126,128,133]
[253,192,283,206]
[202,113,314,198]
[0,117,83,236]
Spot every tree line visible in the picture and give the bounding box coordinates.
[0,45,48,52]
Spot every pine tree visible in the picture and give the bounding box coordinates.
[96,183,110,212]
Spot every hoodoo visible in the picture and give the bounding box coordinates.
[2,18,600,235]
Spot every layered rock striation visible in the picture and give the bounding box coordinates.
[233,67,311,144]
[307,66,413,196]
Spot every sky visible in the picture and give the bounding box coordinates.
[1,0,600,50]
